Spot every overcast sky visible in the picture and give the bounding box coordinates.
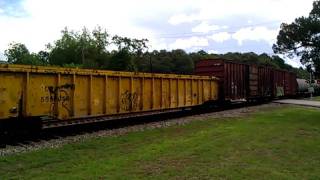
[0,0,315,67]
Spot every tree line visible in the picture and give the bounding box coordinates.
[4,0,320,79]
[2,26,309,79]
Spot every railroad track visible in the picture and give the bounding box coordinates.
[42,109,184,129]
[0,101,270,156]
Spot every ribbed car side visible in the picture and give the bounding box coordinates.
[195,59,298,101]
[0,64,219,130]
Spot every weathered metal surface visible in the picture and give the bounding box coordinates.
[273,69,297,97]
[0,64,219,121]
[248,65,258,97]
[257,67,273,97]
[195,59,297,100]
[195,59,247,100]
[285,71,297,96]
[273,69,285,97]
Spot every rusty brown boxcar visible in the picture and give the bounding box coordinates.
[195,59,297,101]
[258,66,274,97]
[284,71,297,96]
[195,59,248,100]
[273,69,285,97]
[273,69,297,97]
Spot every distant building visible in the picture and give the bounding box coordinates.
[0,60,8,64]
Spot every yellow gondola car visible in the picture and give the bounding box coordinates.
[0,64,219,129]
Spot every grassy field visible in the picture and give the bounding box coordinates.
[312,96,320,101]
[1,106,320,179]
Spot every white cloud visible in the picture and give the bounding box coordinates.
[208,32,232,43]
[192,21,227,33]
[168,0,314,25]
[168,14,196,25]
[232,26,279,45]
[208,50,219,54]
[0,52,5,61]
[149,38,169,50]
[285,58,303,68]
[277,54,303,68]
[0,0,181,53]
[0,0,316,59]
[169,37,209,49]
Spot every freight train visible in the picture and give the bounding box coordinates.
[0,58,308,138]
[194,59,297,101]
[0,64,219,135]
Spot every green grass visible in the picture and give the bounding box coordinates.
[312,96,320,101]
[1,106,320,179]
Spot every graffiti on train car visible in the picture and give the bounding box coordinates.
[121,90,138,111]
[40,84,75,117]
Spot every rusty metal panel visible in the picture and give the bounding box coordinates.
[272,69,297,97]
[257,67,273,98]
[273,69,285,97]
[195,59,225,78]
[248,65,273,98]
[284,71,297,96]
[273,70,286,97]
[0,64,219,121]
[195,59,248,100]
[195,59,297,100]
[249,65,258,97]
[284,72,292,96]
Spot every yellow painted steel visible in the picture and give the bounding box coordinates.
[0,64,219,121]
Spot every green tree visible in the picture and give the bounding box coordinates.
[171,49,194,74]
[258,53,279,68]
[109,49,136,71]
[293,67,310,79]
[189,50,218,65]
[5,42,30,64]
[109,36,148,71]
[273,0,320,76]
[37,51,49,65]
[4,42,45,65]
[47,26,110,68]
[151,50,175,73]
[47,28,81,65]
[112,35,148,54]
